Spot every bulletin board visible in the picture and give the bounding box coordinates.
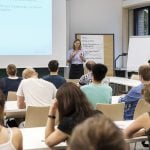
[75,34,114,76]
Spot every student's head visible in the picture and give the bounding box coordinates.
[92,63,108,82]
[48,60,59,72]
[138,64,150,82]
[73,39,81,50]
[142,82,150,104]
[68,116,126,150]
[56,82,93,122]
[85,60,96,72]
[6,64,17,76]
[22,68,38,79]
[0,90,6,125]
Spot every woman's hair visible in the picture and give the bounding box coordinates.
[72,39,81,50]
[138,64,150,81]
[142,82,150,103]
[68,116,126,150]
[6,64,17,76]
[56,82,94,123]
[22,68,37,79]
[0,90,6,125]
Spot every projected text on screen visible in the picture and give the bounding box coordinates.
[0,0,52,55]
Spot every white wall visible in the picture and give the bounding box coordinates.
[123,0,150,8]
[67,0,123,68]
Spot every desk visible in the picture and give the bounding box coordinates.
[21,121,147,149]
[5,101,26,118]
[5,101,25,113]
[108,77,140,87]
[111,95,125,104]
[115,120,134,129]
[108,76,140,95]
[21,127,67,150]
[115,120,148,143]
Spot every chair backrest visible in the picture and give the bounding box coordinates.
[24,106,50,128]
[66,79,79,84]
[96,103,125,121]
[7,91,17,101]
[133,99,150,119]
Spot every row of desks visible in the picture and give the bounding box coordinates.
[5,77,143,149]
[21,121,147,150]
[5,96,122,114]
[5,76,140,114]
[108,76,140,87]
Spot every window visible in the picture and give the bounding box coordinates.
[134,7,150,35]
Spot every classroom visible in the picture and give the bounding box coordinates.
[0,0,150,150]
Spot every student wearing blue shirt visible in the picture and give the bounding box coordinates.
[119,64,150,120]
[0,64,22,97]
[42,60,66,89]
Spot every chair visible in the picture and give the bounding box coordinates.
[133,99,150,119]
[66,79,79,84]
[24,106,50,128]
[7,91,17,101]
[96,103,125,121]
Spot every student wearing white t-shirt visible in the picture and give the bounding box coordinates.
[17,68,57,109]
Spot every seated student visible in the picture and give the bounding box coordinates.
[124,82,150,138]
[119,64,150,120]
[79,60,96,86]
[42,60,66,89]
[45,82,102,147]
[68,116,127,150]
[81,63,112,108]
[79,61,109,86]
[0,90,22,150]
[17,68,57,109]
[0,64,22,97]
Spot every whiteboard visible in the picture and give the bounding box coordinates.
[127,36,150,71]
[76,34,114,76]
[80,35,104,63]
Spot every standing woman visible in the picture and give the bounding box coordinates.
[67,39,86,79]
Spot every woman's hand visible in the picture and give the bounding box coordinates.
[71,51,76,58]
[80,53,86,62]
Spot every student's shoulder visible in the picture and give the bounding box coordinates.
[42,75,50,79]
[80,84,91,90]
[11,127,22,140]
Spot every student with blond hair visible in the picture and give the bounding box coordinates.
[17,68,57,109]
[119,64,150,120]
[68,116,127,150]
[124,82,150,138]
